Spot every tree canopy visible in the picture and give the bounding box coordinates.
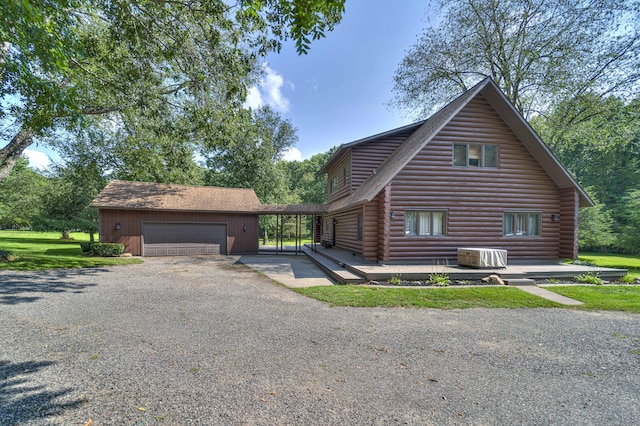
[391,0,640,120]
[0,0,345,180]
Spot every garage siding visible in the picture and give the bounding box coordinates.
[142,222,227,256]
[98,209,259,256]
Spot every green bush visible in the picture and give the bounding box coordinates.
[428,272,451,286]
[80,242,125,257]
[0,249,17,262]
[574,272,603,285]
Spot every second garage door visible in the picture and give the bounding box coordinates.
[142,222,227,256]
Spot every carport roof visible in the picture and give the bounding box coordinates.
[91,180,262,213]
[258,204,327,215]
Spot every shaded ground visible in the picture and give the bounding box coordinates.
[0,256,639,425]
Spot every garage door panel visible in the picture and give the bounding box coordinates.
[143,222,226,256]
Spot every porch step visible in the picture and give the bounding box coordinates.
[505,278,536,286]
[302,247,366,284]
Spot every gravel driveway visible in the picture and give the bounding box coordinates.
[1,256,639,425]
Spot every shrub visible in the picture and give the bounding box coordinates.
[80,242,125,257]
[0,249,17,262]
[574,272,603,285]
[428,272,450,286]
[389,274,402,286]
[620,275,635,284]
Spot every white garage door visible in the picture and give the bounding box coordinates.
[142,222,227,256]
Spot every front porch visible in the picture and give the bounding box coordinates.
[302,244,628,284]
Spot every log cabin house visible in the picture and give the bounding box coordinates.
[317,78,592,263]
[92,78,591,262]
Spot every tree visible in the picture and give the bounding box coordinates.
[391,0,640,124]
[532,94,640,207]
[0,157,48,228]
[205,106,298,201]
[1,0,345,180]
[617,190,640,254]
[31,156,106,240]
[578,200,616,252]
[279,148,335,204]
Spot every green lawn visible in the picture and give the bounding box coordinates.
[546,286,640,313]
[260,237,312,246]
[0,230,142,270]
[294,286,561,309]
[294,284,640,311]
[577,252,640,279]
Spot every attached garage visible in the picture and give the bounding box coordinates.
[142,222,227,256]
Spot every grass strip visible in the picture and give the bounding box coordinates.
[0,230,142,270]
[577,252,640,279]
[545,286,640,313]
[294,285,560,309]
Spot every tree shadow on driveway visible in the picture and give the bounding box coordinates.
[0,360,85,424]
[0,269,103,305]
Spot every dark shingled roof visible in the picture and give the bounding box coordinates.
[90,180,262,213]
[258,204,327,214]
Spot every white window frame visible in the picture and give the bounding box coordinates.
[404,210,447,237]
[453,143,498,168]
[503,212,541,237]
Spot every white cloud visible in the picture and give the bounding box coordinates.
[24,148,51,171]
[282,147,303,162]
[244,64,293,113]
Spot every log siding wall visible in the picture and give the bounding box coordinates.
[351,139,404,189]
[326,151,352,203]
[99,209,259,256]
[559,188,579,259]
[388,95,563,261]
[322,206,364,254]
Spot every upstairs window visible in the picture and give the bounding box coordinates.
[343,167,349,187]
[504,212,540,236]
[330,175,339,193]
[453,144,497,168]
[404,211,446,236]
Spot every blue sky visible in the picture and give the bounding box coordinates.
[25,0,431,169]
[238,0,431,160]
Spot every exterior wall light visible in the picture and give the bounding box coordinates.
[551,214,559,221]
[390,211,396,219]
[115,223,121,230]
[243,224,247,231]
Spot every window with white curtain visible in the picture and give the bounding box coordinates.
[504,212,541,236]
[405,211,446,236]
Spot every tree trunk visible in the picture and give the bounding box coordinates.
[89,232,95,242]
[0,128,34,181]
[263,229,267,245]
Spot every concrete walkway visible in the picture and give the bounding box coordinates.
[239,254,334,288]
[514,285,584,305]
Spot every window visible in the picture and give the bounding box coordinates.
[330,175,339,193]
[453,144,498,168]
[357,212,363,241]
[404,211,446,236]
[504,212,540,236]
[343,167,349,187]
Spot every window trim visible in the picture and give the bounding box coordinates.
[453,143,498,168]
[503,211,541,237]
[404,210,447,237]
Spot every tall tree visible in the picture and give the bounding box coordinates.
[205,106,297,202]
[533,94,640,207]
[0,157,48,228]
[31,155,106,240]
[391,0,640,126]
[0,0,345,180]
